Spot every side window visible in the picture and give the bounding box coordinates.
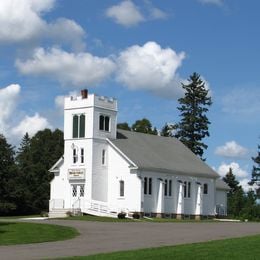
[203,183,208,195]
[169,180,172,196]
[164,179,168,196]
[72,185,77,197]
[144,177,147,195]
[148,177,152,195]
[184,181,191,198]
[119,180,124,197]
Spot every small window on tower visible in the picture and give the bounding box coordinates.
[72,114,85,138]
[80,148,84,164]
[99,115,110,132]
[102,149,106,165]
[73,148,77,164]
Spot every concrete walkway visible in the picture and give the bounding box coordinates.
[0,219,260,259]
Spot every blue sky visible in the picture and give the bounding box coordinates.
[0,0,259,191]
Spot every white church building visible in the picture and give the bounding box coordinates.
[49,90,229,219]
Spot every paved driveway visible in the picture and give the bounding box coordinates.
[0,219,260,259]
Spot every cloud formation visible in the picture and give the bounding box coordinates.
[217,162,248,179]
[0,84,21,135]
[215,141,248,158]
[105,0,167,27]
[16,47,116,87]
[0,0,85,50]
[116,41,185,98]
[11,113,52,138]
[106,0,144,27]
[0,84,52,141]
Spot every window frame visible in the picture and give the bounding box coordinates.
[73,148,78,164]
[72,114,85,138]
[102,149,106,166]
[80,148,84,164]
[119,180,124,197]
[184,181,191,198]
[99,114,110,132]
[203,183,208,195]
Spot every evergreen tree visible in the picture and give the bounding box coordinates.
[249,144,260,198]
[117,122,131,131]
[0,134,17,215]
[15,133,36,214]
[223,167,240,193]
[160,123,173,137]
[132,118,157,135]
[223,168,244,217]
[174,72,212,160]
[15,129,64,214]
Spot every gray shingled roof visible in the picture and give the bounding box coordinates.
[216,179,230,190]
[109,130,219,178]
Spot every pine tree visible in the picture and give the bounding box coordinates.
[0,134,17,215]
[174,72,212,160]
[160,123,173,137]
[249,144,260,198]
[223,168,244,217]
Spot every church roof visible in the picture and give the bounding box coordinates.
[216,179,230,190]
[109,130,219,178]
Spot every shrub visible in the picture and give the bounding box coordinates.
[117,212,126,219]
[132,212,140,219]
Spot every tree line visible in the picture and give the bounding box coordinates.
[0,129,63,215]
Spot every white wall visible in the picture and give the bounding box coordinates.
[107,145,142,212]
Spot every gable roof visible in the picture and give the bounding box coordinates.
[109,130,219,178]
[216,179,230,190]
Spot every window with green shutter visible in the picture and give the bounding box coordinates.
[79,114,85,138]
[73,115,79,138]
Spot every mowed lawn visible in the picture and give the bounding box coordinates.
[61,234,260,260]
[0,222,79,245]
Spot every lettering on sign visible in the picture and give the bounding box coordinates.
[68,169,85,180]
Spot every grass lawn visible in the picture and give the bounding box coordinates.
[0,222,79,245]
[60,234,260,260]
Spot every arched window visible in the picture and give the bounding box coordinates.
[73,115,79,138]
[73,114,85,138]
[79,114,85,138]
[119,180,124,197]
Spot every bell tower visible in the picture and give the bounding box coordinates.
[63,89,117,203]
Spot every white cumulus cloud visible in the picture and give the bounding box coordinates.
[0,0,85,50]
[116,41,185,98]
[0,84,21,135]
[11,113,52,138]
[215,141,248,158]
[106,0,145,27]
[16,47,116,87]
[217,162,248,179]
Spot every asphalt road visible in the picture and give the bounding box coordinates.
[0,219,260,259]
